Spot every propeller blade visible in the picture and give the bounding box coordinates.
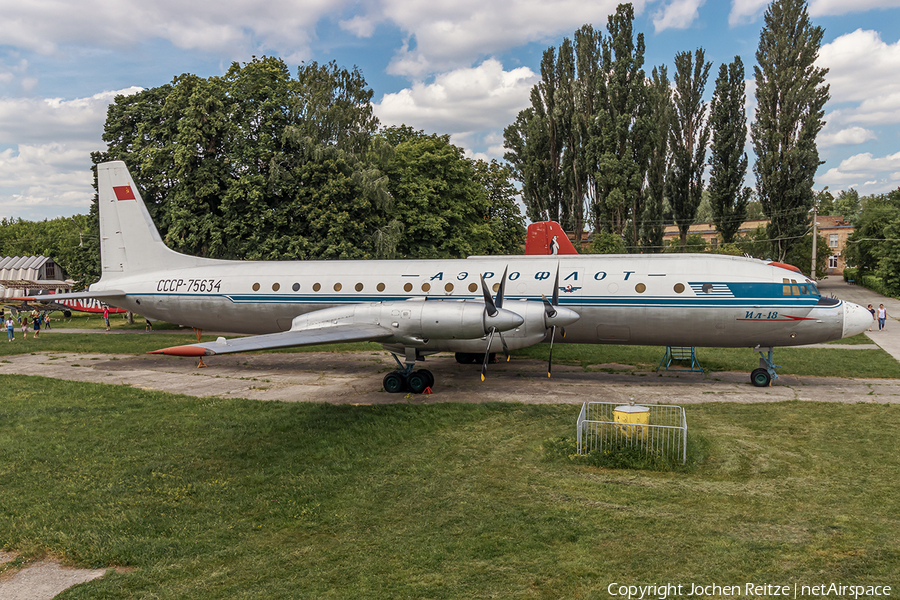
[548,325,556,378]
[541,294,557,319]
[551,262,560,307]
[480,274,498,317]
[498,330,511,362]
[496,266,508,310]
[481,327,496,381]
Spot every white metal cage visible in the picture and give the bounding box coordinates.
[576,402,687,465]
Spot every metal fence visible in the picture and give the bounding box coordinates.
[576,402,687,465]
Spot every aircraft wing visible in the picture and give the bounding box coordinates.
[151,323,394,357]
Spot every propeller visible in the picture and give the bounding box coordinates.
[541,263,562,378]
[480,266,511,381]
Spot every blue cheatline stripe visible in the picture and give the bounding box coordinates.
[135,292,828,311]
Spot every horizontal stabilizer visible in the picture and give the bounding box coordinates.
[23,290,127,302]
[151,323,393,356]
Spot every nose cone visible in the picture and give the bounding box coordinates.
[843,301,874,338]
[486,307,525,333]
[546,306,580,328]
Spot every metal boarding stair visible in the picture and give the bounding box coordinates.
[657,346,703,372]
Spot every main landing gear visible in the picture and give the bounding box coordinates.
[383,350,434,394]
[751,346,780,387]
[383,368,435,394]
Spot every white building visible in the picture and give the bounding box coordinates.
[0,256,73,298]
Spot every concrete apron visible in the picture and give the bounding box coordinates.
[4,349,900,405]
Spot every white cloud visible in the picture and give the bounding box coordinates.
[818,125,877,147]
[819,29,900,104]
[374,59,539,137]
[809,0,900,16]
[375,0,637,78]
[653,0,706,32]
[818,151,900,194]
[0,86,141,219]
[817,29,900,128]
[0,87,141,145]
[728,0,770,26]
[0,0,349,60]
[0,142,97,219]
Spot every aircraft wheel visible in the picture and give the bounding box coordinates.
[750,368,771,388]
[407,371,430,394]
[383,371,407,393]
[418,369,434,388]
[455,352,476,364]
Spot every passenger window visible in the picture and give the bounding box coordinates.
[403,283,413,292]
[468,283,478,293]
[334,283,342,292]
[377,283,385,292]
[445,283,454,292]
[355,283,363,292]
[422,283,431,292]
[313,283,321,292]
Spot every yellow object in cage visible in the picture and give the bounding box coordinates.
[614,405,650,440]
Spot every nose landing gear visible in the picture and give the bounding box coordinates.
[751,346,779,387]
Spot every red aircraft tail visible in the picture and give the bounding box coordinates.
[525,221,579,255]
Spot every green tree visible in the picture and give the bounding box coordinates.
[95,58,519,266]
[640,65,672,253]
[751,0,829,262]
[382,130,493,259]
[843,189,900,275]
[816,188,834,215]
[665,233,709,253]
[586,231,626,254]
[708,56,751,244]
[473,160,526,255]
[667,48,711,250]
[834,189,861,222]
[592,3,650,239]
[784,232,832,278]
[504,47,564,224]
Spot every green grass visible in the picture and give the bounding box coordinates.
[514,342,900,379]
[827,332,874,345]
[33,312,184,331]
[0,377,897,598]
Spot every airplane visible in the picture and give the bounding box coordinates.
[47,160,873,392]
[6,292,128,316]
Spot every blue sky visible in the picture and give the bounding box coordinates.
[1,0,899,221]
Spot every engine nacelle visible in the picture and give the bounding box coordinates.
[289,299,524,342]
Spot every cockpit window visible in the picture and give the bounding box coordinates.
[800,285,809,295]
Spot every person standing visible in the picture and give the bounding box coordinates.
[878,304,887,331]
[6,316,14,341]
[103,306,110,331]
[33,314,40,338]
[20,316,28,340]
[867,304,876,331]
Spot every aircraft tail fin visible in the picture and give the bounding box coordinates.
[97,161,209,276]
[524,221,580,255]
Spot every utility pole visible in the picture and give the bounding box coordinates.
[810,199,818,280]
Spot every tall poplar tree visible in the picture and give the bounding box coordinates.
[751,0,829,262]
[667,48,711,250]
[709,56,751,244]
[641,65,672,252]
[592,3,647,237]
